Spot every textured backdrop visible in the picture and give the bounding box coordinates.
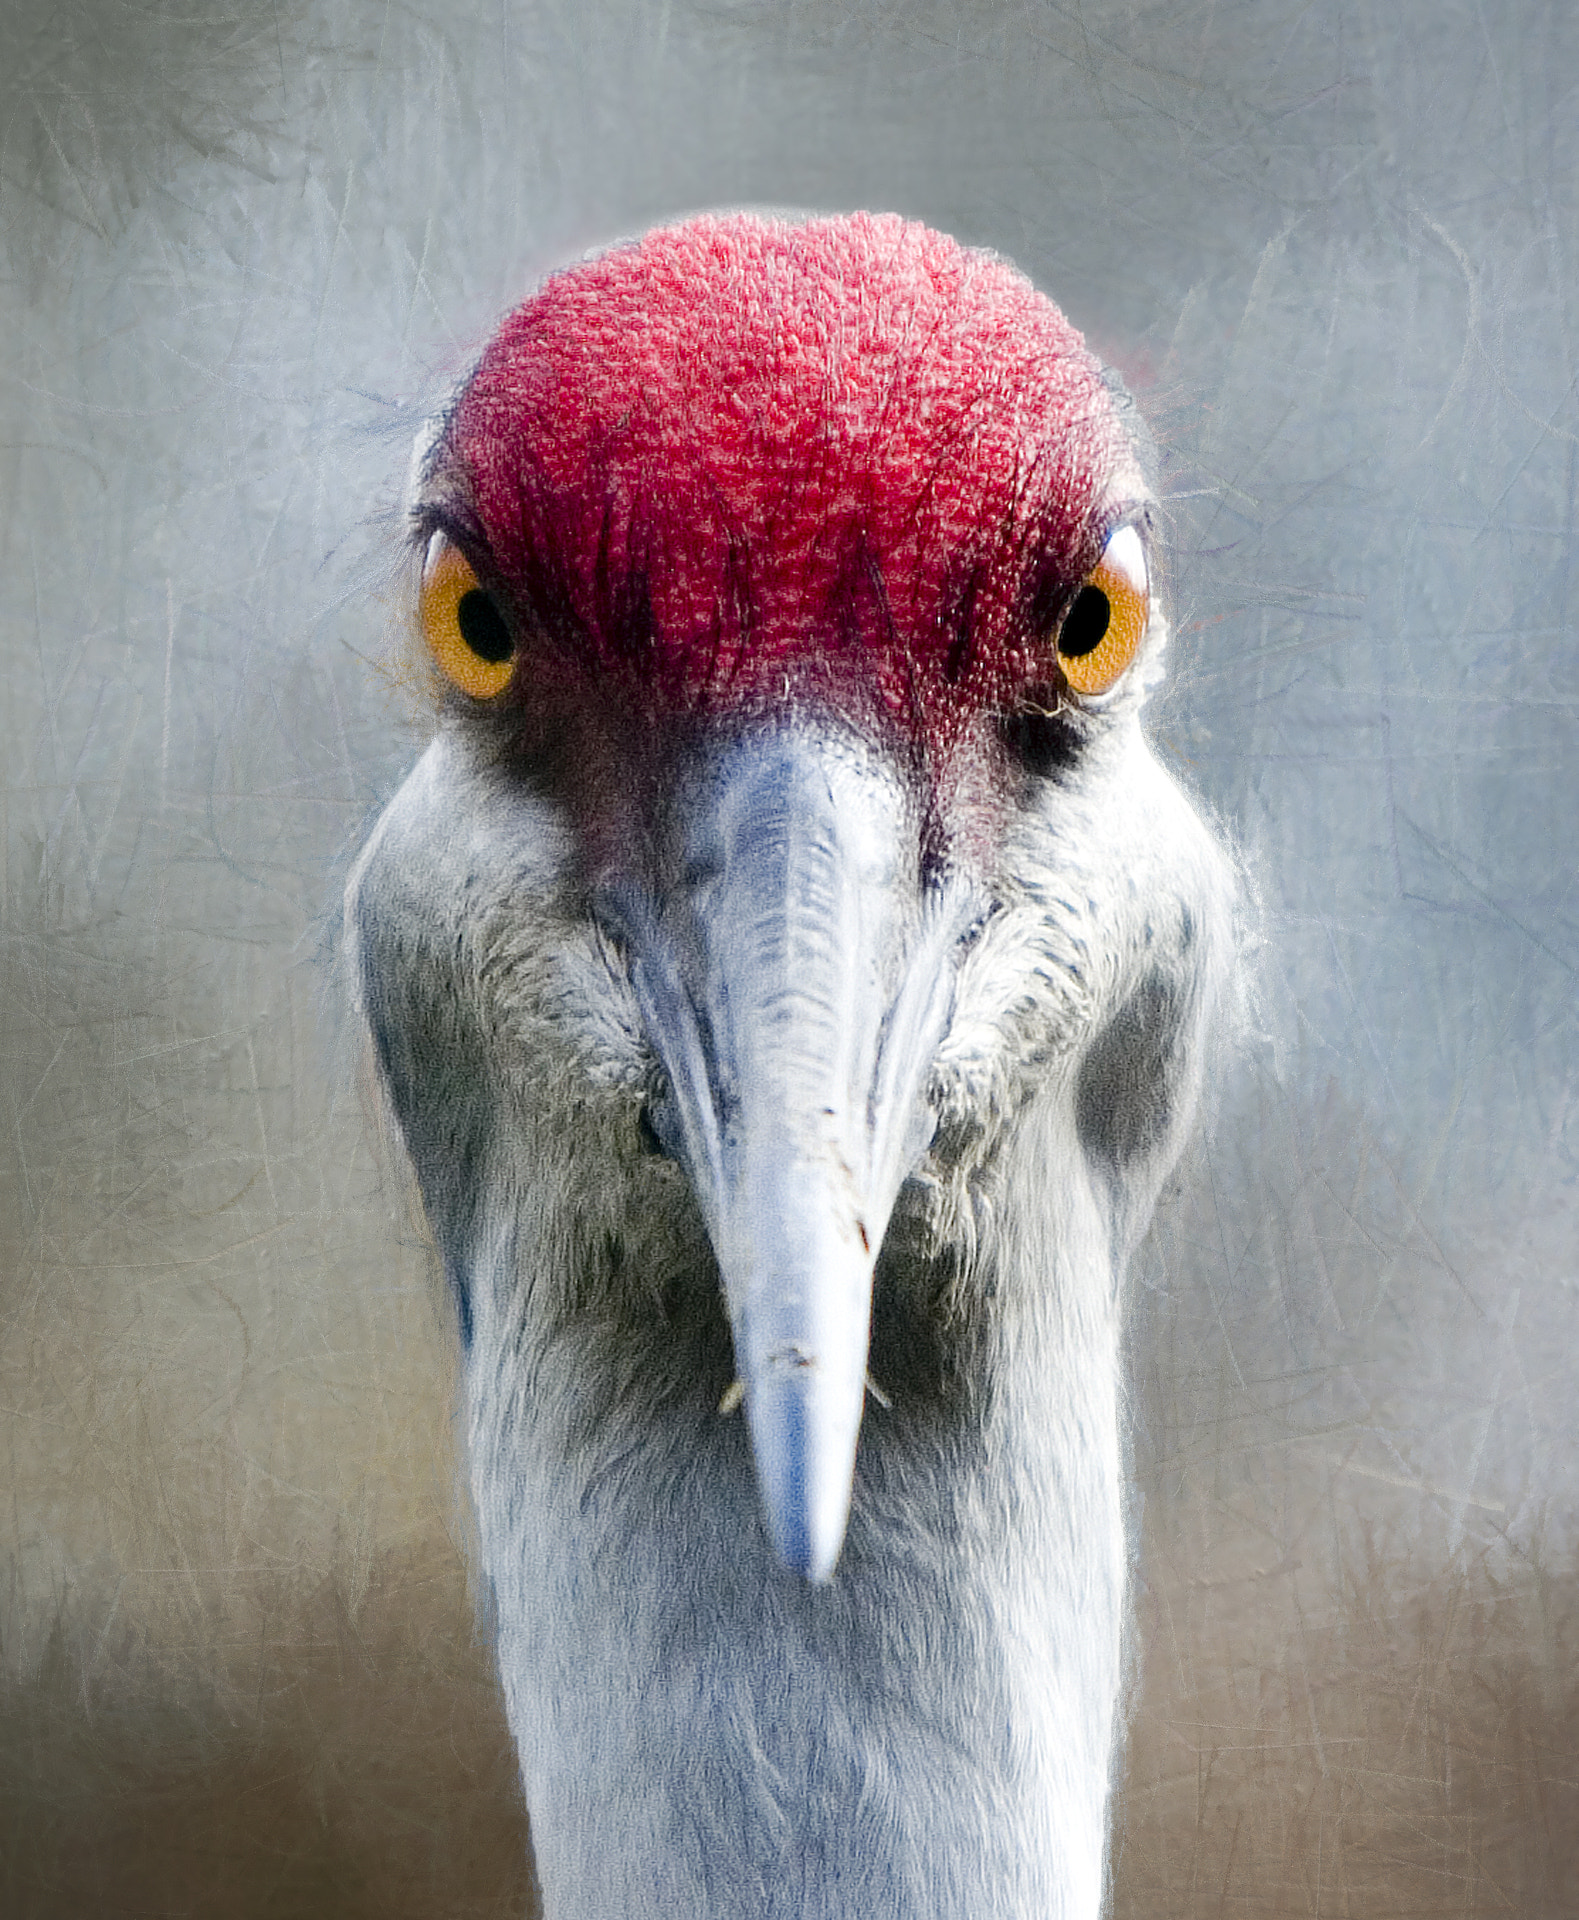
[0,1,1573,1912]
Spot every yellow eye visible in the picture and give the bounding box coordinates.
[420,534,515,699]
[1056,524,1149,696]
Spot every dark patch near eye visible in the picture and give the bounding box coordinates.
[1059,585,1111,659]
[1000,706,1083,777]
[457,588,514,663]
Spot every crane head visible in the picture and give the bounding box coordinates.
[363,212,1204,1585]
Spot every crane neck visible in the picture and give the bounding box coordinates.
[466,1107,1126,1920]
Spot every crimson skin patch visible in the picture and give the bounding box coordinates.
[437,213,1140,740]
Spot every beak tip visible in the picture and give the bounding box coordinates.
[767,1518,846,1587]
[746,1372,860,1585]
[765,1502,846,1585]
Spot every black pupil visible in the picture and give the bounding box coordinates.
[1059,585,1111,659]
[457,588,513,664]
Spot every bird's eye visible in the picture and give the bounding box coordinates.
[1056,525,1148,697]
[420,533,515,698]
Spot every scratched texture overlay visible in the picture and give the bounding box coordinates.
[0,1,1572,1913]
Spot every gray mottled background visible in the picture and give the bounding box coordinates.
[1,1,1573,1912]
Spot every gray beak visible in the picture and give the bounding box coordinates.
[611,728,969,1581]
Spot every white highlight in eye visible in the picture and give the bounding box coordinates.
[1100,523,1146,596]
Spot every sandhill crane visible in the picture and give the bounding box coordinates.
[347,211,1233,1920]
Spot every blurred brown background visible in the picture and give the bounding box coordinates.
[0,1,1574,1912]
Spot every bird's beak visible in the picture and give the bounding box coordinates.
[608,728,969,1582]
